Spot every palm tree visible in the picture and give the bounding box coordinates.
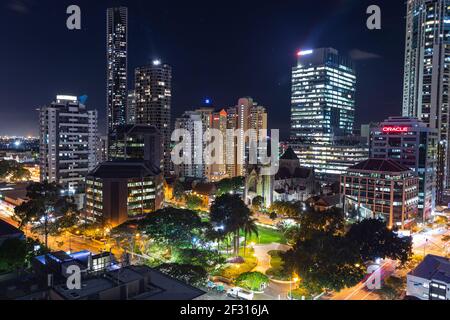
[210,194,251,257]
[243,218,259,256]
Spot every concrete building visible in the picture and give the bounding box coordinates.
[134,61,172,176]
[341,158,419,229]
[407,254,450,300]
[0,250,205,300]
[370,117,438,222]
[403,0,450,203]
[39,95,98,194]
[0,220,24,246]
[85,161,163,226]
[174,111,205,179]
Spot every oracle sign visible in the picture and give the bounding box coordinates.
[382,126,409,133]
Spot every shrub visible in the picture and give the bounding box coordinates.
[235,272,269,291]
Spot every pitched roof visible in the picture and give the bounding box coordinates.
[88,161,161,179]
[349,158,411,173]
[280,147,299,161]
[409,254,450,284]
[0,220,23,237]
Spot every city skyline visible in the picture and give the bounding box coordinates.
[1,0,405,138]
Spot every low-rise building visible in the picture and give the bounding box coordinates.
[407,254,450,300]
[0,250,205,300]
[85,161,164,227]
[340,158,419,229]
[370,117,438,222]
[0,220,25,246]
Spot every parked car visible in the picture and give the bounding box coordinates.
[226,287,254,300]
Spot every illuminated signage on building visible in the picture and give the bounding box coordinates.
[382,126,409,133]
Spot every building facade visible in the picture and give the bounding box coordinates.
[85,161,163,227]
[291,48,356,144]
[127,90,136,125]
[402,0,450,203]
[134,61,172,176]
[106,7,128,135]
[407,254,450,300]
[341,159,420,229]
[290,48,363,181]
[370,117,438,222]
[174,111,205,179]
[39,95,98,194]
[108,124,162,169]
[291,141,369,180]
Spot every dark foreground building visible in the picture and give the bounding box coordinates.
[86,161,164,226]
[0,250,205,300]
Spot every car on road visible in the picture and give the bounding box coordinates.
[226,287,254,300]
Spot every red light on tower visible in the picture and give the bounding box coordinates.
[382,126,409,133]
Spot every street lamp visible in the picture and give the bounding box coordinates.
[289,275,299,300]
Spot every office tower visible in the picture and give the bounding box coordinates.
[291,48,356,144]
[127,90,136,125]
[174,111,205,179]
[341,159,419,229]
[135,61,172,176]
[108,124,163,169]
[39,95,98,194]
[370,117,438,223]
[290,48,364,181]
[107,7,128,134]
[403,0,450,204]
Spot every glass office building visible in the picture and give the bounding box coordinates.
[291,48,356,145]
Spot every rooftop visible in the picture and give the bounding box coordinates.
[409,254,450,284]
[88,161,161,179]
[0,219,24,238]
[348,158,412,173]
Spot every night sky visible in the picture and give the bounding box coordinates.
[1,0,405,139]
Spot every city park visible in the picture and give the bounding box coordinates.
[0,168,427,300]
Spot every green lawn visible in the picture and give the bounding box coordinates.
[212,248,257,280]
[243,226,287,245]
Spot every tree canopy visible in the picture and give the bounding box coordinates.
[210,194,252,256]
[0,160,30,182]
[346,219,412,264]
[216,176,244,196]
[138,207,205,247]
[13,182,78,246]
[155,263,208,287]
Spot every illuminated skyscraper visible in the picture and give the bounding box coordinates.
[39,95,98,195]
[290,48,364,181]
[402,0,450,203]
[135,61,172,176]
[107,7,128,135]
[291,48,356,144]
